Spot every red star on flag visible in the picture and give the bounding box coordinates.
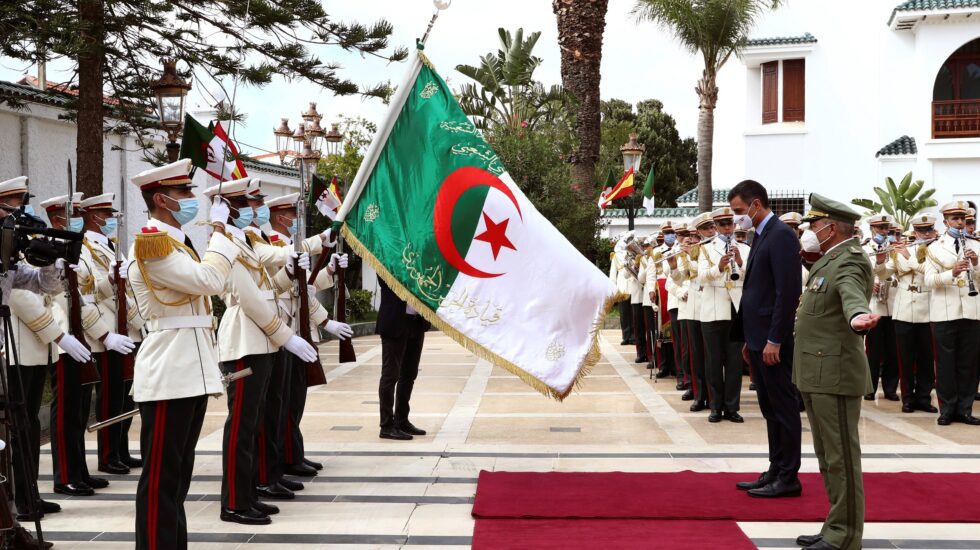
[474,212,516,260]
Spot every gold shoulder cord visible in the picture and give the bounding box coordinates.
[236,255,271,290]
[926,248,954,271]
[136,237,212,314]
[82,240,111,271]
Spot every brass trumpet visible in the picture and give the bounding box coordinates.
[659,237,715,262]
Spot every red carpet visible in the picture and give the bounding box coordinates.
[472,519,756,550]
[472,471,980,523]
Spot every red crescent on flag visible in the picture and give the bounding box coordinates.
[433,166,522,279]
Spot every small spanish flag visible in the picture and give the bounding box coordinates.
[597,168,634,210]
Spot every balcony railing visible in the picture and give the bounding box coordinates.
[933,99,980,138]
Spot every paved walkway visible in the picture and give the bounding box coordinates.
[33,330,980,549]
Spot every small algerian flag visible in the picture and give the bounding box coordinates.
[337,51,620,399]
[179,115,247,182]
[312,174,342,220]
[597,169,634,210]
[642,167,655,214]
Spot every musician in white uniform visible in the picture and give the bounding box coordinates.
[863,214,900,401]
[609,233,633,345]
[664,224,690,390]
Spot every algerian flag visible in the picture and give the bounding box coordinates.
[179,115,247,182]
[642,168,655,214]
[336,51,620,399]
[312,175,342,220]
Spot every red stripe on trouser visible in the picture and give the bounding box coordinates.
[100,354,109,464]
[283,413,294,464]
[227,359,245,509]
[148,400,167,550]
[257,424,267,486]
[55,359,68,484]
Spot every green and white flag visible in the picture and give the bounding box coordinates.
[337,51,620,399]
[642,168,655,214]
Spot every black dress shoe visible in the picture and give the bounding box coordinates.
[303,458,323,471]
[901,403,914,413]
[863,393,875,401]
[725,411,744,423]
[40,500,61,514]
[675,380,685,390]
[975,392,980,401]
[16,510,41,521]
[54,483,95,496]
[284,462,317,477]
[958,414,980,425]
[795,533,822,547]
[398,421,427,436]
[736,471,775,491]
[918,404,939,413]
[84,476,109,489]
[279,477,304,491]
[681,390,694,401]
[708,411,722,423]
[938,414,953,426]
[803,540,839,550]
[656,369,671,379]
[620,340,629,345]
[379,427,413,440]
[98,461,130,475]
[748,478,803,498]
[256,482,295,500]
[220,507,271,525]
[120,455,143,469]
[749,382,756,391]
[690,402,707,412]
[885,393,900,401]
[252,500,280,515]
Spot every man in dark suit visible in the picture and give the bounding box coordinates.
[376,278,431,440]
[728,180,804,498]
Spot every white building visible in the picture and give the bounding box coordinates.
[711,0,980,211]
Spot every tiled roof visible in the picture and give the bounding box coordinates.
[745,33,817,47]
[602,207,697,219]
[888,0,980,25]
[242,158,299,178]
[0,79,72,107]
[676,187,731,205]
[876,135,917,157]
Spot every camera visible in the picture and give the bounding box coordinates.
[0,208,83,272]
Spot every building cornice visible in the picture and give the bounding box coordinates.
[888,1,980,31]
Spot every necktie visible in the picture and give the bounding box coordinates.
[955,238,960,253]
[107,239,115,252]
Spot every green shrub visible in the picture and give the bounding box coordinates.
[348,289,376,322]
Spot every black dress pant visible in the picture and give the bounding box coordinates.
[50,357,87,486]
[681,320,707,404]
[10,363,45,513]
[220,353,274,511]
[866,316,898,396]
[893,320,935,408]
[119,343,140,462]
[618,300,633,343]
[258,350,289,487]
[379,318,425,429]
[282,352,308,468]
[78,368,95,481]
[669,309,684,380]
[95,351,126,467]
[135,395,208,550]
[642,306,658,368]
[749,343,801,483]
[632,303,647,361]
[932,319,980,417]
[702,318,743,413]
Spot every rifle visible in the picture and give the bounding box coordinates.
[295,161,326,387]
[332,180,356,364]
[65,161,100,386]
[115,177,133,380]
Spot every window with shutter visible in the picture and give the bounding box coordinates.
[783,59,805,122]
[762,62,778,124]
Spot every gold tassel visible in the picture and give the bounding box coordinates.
[916,245,927,264]
[134,232,174,261]
[246,231,268,246]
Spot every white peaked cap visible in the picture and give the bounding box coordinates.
[266,193,299,210]
[203,177,251,199]
[131,159,194,190]
[80,192,117,211]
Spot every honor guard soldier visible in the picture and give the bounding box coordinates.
[924,201,980,426]
[127,159,241,549]
[79,193,141,475]
[664,224,690,390]
[780,212,803,238]
[795,194,878,550]
[891,215,938,413]
[609,233,634,345]
[697,207,749,423]
[39,192,119,497]
[203,178,322,526]
[734,227,749,245]
[863,214,900,401]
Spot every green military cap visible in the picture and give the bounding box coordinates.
[801,192,862,224]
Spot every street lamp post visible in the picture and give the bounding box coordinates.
[149,59,192,162]
[620,133,646,231]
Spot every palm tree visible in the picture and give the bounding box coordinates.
[553,0,610,196]
[456,28,567,131]
[633,0,782,212]
[851,172,938,230]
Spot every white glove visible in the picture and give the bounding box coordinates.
[325,320,354,341]
[286,252,311,276]
[308,285,318,300]
[109,261,129,283]
[284,334,318,363]
[57,333,92,363]
[209,197,229,226]
[103,332,136,355]
[328,253,348,272]
[320,228,337,249]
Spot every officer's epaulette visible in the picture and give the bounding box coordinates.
[245,231,269,246]
[848,245,862,254]
[134,227,174,261]
[269,235,287,247]
[609,251,616,260]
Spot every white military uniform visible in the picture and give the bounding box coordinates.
[697,237,750,322]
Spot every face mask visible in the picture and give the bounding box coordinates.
[69,217,84,233]
[231,206,254,229]
[801,224,833,254]
[100,216,118,236]
[162,195,200,226]
[288,219,298,236]
[887,235,897,243]
[22,205,35,216]
[872,233,887,245]
[948,227,964,238]
[253,205,270,226]
[664,234,676,246]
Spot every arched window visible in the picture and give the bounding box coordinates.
[933,38,980,138]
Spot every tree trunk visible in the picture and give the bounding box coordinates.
[76,0,105,197]
[553,0,608,197]
[695,72,718,213]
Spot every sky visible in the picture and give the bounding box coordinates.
[0,0,709,158]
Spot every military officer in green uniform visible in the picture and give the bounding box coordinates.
[793,193,879,550]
